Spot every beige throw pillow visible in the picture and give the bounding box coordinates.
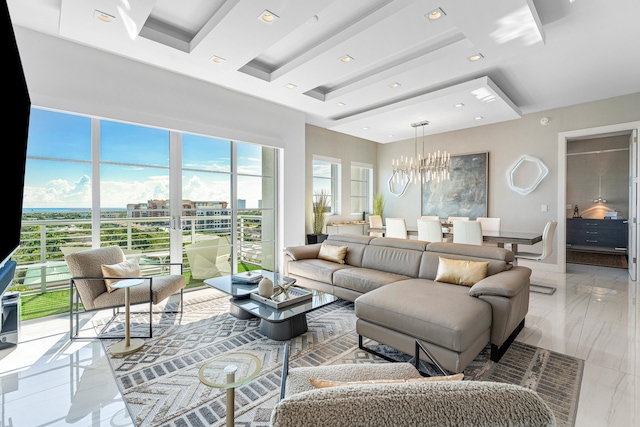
[317,243,348,264]
[435,257,489,287]
[309,373,464,388]
[101,258,142,293]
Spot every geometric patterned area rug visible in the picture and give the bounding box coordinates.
[102,291,584,427]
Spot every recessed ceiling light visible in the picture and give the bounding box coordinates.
[339,55,354,63]
[468,53,484,62]
[454,103,465,108]
[94,10,115,23]
[285,83,297,89]
[210,55,226,64]
[336,102,346,107]
[389,82,401,89]
[474,116,484,120]
[388,134,394,138]
[362,127,369,130]
[425,8,446,21]
[258,10,279,24]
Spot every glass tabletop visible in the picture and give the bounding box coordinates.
[109,278,145,289]
[198,352,262,389]
[204,270,293,298]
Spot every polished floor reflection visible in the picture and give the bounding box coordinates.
[0,262,638,426]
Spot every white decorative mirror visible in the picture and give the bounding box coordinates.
[387,171,410,197]
[507,155,549,195]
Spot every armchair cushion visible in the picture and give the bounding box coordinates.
[101,258,142,292]
[309,373,463,388]
[65,245,186,311]
[65,246,127,306]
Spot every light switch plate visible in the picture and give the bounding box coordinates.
[541,204,548,212]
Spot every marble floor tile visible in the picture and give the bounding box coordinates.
[0,265,638,426]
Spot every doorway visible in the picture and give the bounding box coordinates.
[558,122,640,279]
[566,136,630,269]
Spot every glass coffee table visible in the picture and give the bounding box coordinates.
[204,270,337,340]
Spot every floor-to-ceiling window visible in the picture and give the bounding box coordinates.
[16,107,279,292]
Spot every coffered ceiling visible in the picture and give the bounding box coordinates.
[7,0,640,143]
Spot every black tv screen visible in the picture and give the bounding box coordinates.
[1,0,29,294]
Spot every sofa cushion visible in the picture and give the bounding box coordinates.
[419,252,507,281]
[287,259,350,284]
[317,243,348,264]
[369,238,427,251]
[426,242,514,263]
[355,279,491,352]
[324,235,373,267]
[333,267,410,294]
[435,257,489,287]
[361,245,423,277]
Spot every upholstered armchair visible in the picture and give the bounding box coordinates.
[65,246,186,340]
[271,342,556,427]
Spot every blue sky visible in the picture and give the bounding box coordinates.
[23,108,270,209]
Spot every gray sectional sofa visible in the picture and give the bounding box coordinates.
[284,234,531,373]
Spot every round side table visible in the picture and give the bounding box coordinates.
[199,352,262,427]
[108,278,145,356]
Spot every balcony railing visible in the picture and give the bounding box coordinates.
[12,213,269,296]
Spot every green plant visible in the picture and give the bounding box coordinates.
[373,192,385,217]
[312,190,329,235]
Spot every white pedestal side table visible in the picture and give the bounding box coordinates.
[108,278,145,356]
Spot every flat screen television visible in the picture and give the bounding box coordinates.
[1,0,29,296]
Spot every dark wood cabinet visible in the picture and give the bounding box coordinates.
[566,218,628,253]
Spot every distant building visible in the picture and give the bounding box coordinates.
[237,199,246,209]
[127,199,231,233]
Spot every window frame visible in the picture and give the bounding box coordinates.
[312,156,341,215]
[350,162,373,214]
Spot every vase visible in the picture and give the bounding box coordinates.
[258,277,274,298]
[306,233,328,244]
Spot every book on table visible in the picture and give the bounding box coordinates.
[232,271,263,284]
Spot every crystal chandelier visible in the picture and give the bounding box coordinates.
[391,120,451,186]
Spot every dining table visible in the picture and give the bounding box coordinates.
[366,225,543,254]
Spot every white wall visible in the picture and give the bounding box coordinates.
[13,26,307,268]
[377,93,640,267]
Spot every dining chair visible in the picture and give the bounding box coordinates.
[476,217,501,232]
[368,215,384,237]
[513,221,558,294]
[452,220,483,245]
[514,221,557,264]
[447,216,469,223]
[476,217,501,246]
[385,218,408,239]
[417,219,443,242]
[421,215,440,221]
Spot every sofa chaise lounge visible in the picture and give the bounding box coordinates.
[284,234,531,373]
